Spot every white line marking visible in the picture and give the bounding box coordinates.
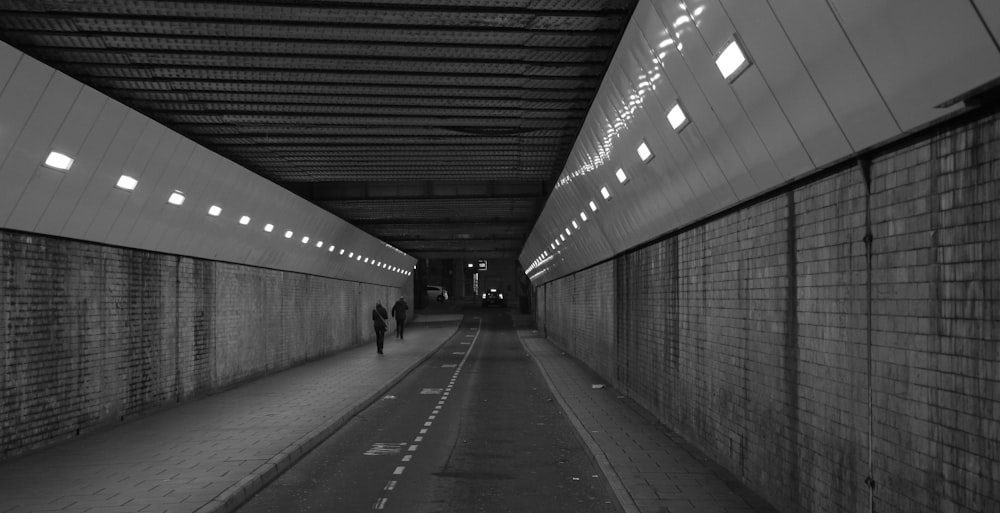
[384,481,397,491]
[364,442,407,456]
[428,415,436,420]
[419,429,427,434]
[393,466,405,475]
[408,445,418,451]
[460,342,471,345]
[402,455,413,462]
[452,352,465,355]
[442,364,457,368]
[414,436,423,442]
[423,421,432,427]
[374,498,388,509]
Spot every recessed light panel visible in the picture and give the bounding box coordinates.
[601,186,612,200]
[44,151,73,171]
[580,211,588,222]
[285,230,293,239]
[167,191,185,206]
[301,236,309,244]
[239,215,251,225]
[572,220,579,229]
[716,37,749,81]
[316,241,323,248]
[637,142,653,162]
[667,103,688,130]
[208,205,222,216]
[616,169,629,184]
[115,175,138,191]
[264,223,274,232]
[328,245,335,252]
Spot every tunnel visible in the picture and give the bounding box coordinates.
[0,2,998,513]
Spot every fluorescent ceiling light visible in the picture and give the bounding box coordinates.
[167,191,185,206]
[589,200,599,212]
[301,236,309,244]
[601,186,612,200]
[580,211,588,222]
[357,255,362,261]
[637,142,653,162]
[616,169,629,184]
[285,230,293,239]
[716,38,749,81]
[264,223,274,232]
[667,103,688,130]
[115,175,138,191]
[340,249,345,255]
[208,205,222,216]
[364,257,369,263]
[239,215,251,225]
[44,151,74,171]
[316,241,323,248]
[560,234,566,242]
[565,227,571,236]
[328,245,335,252]
[572,220,579,229]
[349,252,354,258]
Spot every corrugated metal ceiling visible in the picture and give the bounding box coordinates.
[0,0,636,260]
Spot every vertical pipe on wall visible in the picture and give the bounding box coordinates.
[860,156,876,512]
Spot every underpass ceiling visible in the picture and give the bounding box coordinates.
[0,0,637,261]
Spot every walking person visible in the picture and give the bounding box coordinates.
[372,301,389,354]
[391,296,408,339]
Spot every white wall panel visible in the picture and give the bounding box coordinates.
[974,0,1000,40]
[721,0,848,170]
[4,72,83,232]
[831,0,1000,130]
[0,57,54,224]
[769,0,899,151]
[82,112,152,242]
[0,43,19,88]
[119,129,184,249]
[104,122,170,247]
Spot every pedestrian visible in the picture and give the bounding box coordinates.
[391,296,408,339]
[372,301,389,354]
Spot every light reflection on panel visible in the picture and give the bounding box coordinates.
[122,131,187,249]
[104,122,170,247]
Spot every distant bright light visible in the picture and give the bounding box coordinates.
[716,38,748,80]
[565,227,571,236]
[301,236,309,244]
[316,241,323,248]
[551,243,556,250]
[115,175,138,191]
[560,234,566,242]
[357,254,362,261]
[637,142,653,162]
[328,245,335,252]
[667,103,688,130]
[340,249,345,255]
[468,263,474,268]
[572,220,579,229]
[44,151,74,171]
[285,230,293,239]
[167,191,185,206]
[208,205,222,216]
[580,211,588,222]
[601,186,612,200]
[364,257,369,263]
[349,252,354,258]
[616,169,629,184]
[264,223,274,232]
[239,215,251,225]
[589,200,598,212]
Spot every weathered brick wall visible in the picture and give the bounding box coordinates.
[0,234,401,459]
[535,112,1000,513]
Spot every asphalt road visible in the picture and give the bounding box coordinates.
[235,307,620,513]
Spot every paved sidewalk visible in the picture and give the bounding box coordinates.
[0,314,462,513]
[518,326,780,513]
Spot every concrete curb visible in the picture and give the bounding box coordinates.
[518,332,638,513]
[193,323,459,513]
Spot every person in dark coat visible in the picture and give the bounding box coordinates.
[391,296,409,339]
[372,301,389,354]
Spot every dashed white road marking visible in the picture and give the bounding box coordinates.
[384,481,397,491]
[408,445,418,451]
[414,436,423,442]
[374,497,388,509]
[393,466,405,475]
[402,455,413,462]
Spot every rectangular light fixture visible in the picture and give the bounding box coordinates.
[550,243,555,250]
[616,168,629,184]
[565,227,571,236]
[284,230,293,239]
[44,151,74,171]
[115,175,138,191]
[580,211,588,222]
[560,234,565,242]
[637,141,653,163]
[239,215,251,225]
[589,200,598,212]
[328,245,335,252]
[667,102,688,130]
[601,186,612,200]
[357,254,362,261]
[716,37,749,81]
[167,191,185,206]
[340,249,346,255]
[301,236,309,244]
[364,257,370,263]
[264,223,274,232]
[349,252,354,258]
[208,205,222,216]
[571,220,579,229]
[316,240,323,248]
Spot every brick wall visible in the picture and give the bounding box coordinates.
[0,234,402,459]
[536,112,1000,513]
